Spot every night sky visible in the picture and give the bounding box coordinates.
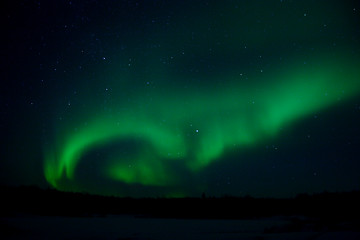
[2,0,360,198]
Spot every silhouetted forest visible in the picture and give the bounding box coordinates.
[1,185,360,221]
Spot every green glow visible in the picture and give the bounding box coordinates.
[108,158,170,186]
[44,55,360,193]
[45,116,186,185]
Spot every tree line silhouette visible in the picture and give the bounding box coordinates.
[1,185,360,221]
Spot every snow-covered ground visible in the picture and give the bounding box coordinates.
[1,215,359,240]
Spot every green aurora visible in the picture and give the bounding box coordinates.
[44,53,360,193]
[1,0,351,197]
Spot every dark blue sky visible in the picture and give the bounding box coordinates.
[1,0,360,197]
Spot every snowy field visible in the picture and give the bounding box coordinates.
[1,215,359,240]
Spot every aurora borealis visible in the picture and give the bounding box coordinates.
[44,56,360,190]
[2,0,360,198]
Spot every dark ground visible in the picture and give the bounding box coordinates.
[1,186,359,239]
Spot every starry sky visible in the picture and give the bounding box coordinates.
[2,0,360,198]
